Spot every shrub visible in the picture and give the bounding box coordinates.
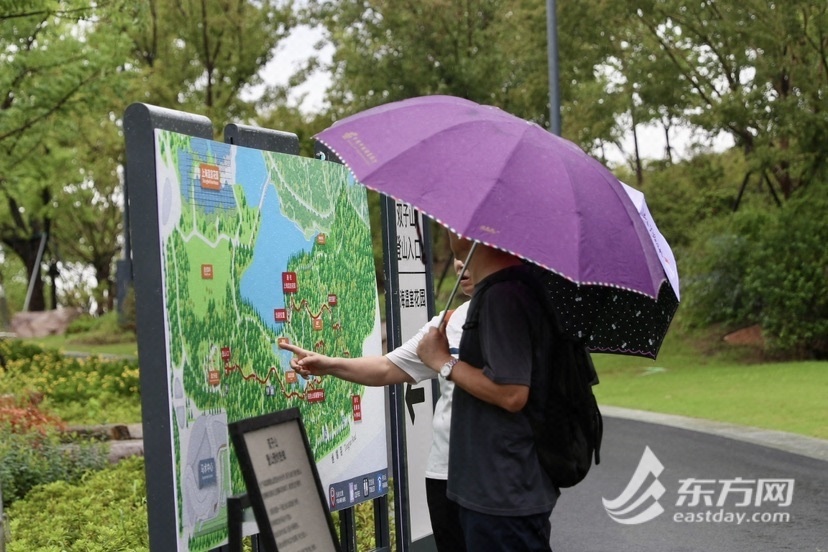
[66,310,137,346]
[683,180,828,358]
[0,394,66,434]
[0,345,141,424]
[5,456,148,551]
[65,313,99,335]
[0,339,46,366]
[0,423,108,507]
[682,208,770,329]
[744,183,828,357]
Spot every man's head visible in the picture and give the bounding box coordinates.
[448,231,522,282]
[448,232,474,261]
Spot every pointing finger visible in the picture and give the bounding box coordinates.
[279,342,304,355]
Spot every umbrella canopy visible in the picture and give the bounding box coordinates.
[316,95,678,357]
[621,181,680,301]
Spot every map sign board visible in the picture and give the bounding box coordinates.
[145,129,388,551]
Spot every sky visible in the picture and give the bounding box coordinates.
[255,24,332,113]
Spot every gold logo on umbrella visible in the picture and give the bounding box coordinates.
[342,132,378,165]
[479,225,499,234]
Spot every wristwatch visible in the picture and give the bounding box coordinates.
[439,358,459,379]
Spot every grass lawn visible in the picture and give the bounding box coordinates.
[22,334,138,357]
[592,328,828,440]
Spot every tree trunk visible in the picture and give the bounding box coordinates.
[630,102,643,187]
[93,258,114,315]
[4,236,47,311]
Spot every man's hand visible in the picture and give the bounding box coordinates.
[416,327,452,372]
[417,328,530,413]
[278,342,333,379]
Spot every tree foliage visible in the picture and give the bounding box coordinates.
[743,182,828,357]
[0,0,132,311]
[304,0,550,124]
[1,0,825,356]
[610,0,827,196]
[300,0,827,358]
[124,0,297,125]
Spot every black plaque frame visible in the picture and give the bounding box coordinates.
[229,408,342,552]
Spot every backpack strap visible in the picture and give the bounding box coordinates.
[501,266,604,469]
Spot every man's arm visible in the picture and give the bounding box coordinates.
[416,327,529,413]
[448,360,529,413]
[279,342,414,386]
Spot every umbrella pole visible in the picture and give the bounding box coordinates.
[436,241,478,329]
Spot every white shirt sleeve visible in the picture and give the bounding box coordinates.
[384,301,470,384]
[385,313,442,383]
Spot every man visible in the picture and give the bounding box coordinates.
[417,234,558,552]
[280,258,472,551]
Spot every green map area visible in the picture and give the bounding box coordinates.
[155,131,384,551]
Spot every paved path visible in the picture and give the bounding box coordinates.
[550,409,828,552]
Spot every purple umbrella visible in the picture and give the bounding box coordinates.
[316,95,677,357]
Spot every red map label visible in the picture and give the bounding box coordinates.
[352,395,362,421]
[307,389,325,403]
[282,272,297,293]
[200,164,221,190]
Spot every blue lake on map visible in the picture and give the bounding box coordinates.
[235,147,314,368]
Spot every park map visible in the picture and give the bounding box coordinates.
[154,130,388,551]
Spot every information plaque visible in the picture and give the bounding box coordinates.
[229,408,342,552]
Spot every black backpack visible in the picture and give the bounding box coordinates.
[466,266,603,488]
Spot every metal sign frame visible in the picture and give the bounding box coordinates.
[228,407,341,552]
[124,104,215,551]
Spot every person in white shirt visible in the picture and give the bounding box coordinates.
[280,258,473,551]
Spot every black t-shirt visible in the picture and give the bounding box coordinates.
[447,264,559,516]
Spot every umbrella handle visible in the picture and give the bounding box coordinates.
[437,241,478,330]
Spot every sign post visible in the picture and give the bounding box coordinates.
[381,197,437,552]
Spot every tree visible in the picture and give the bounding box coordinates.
[2,0,299,313]
[556,1,635,163]
[125,0,297,125]
[619,0,828,199]
[299,1,565,275]
[51,111,126,313]
[304,0,550,124]
[0,0,130,311]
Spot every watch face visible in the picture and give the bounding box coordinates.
[441,359,457,377]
